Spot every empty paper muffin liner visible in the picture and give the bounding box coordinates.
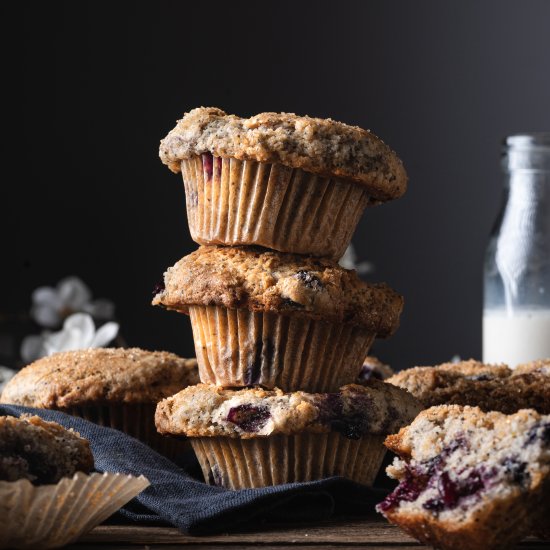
[0,472,149,549]
[180,154,372,260]
[62,403,190,461]
[191,432,387,489]
[189,305,375,392]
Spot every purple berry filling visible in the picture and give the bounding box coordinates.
[226,404,271,432]
[316,391,373,440]
[526,422,550,446]
[295,270,323,291]
[377,437,491,515]
[202,153,214,180]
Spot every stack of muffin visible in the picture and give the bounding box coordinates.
[152,107,421,489]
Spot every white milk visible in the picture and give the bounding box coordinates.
[482,309,550,367]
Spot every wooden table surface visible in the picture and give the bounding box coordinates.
[68,518,549,549]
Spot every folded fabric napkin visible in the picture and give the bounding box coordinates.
[1,405,385,535]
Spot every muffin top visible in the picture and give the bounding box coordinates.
[357,356,394,383]
[152,246,403,335]
[159,107,407,201]
[1,348,199,409]
[387,359,550,414]
[0,415,94,484]
[155,380,421,439]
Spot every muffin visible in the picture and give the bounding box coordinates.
[159,107,407,260]
[376,405,550,550]
[0,415,149,549]
[155,380,421,489]
[386,359,550,414]
[0,415,94,483]
[1,348,199,459]
[153,246,403,392]
[357,356,394,383]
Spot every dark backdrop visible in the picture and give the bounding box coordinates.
[5,0,550,370]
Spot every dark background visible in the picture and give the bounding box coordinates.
[5,0,550,370]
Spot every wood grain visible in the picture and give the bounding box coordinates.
[68,518,549,549]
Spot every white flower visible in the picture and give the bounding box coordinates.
[31,276,115,328]
[339,244,373,275]
[0,366,16,392]
[20,313,119,364]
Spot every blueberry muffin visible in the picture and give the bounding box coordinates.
[153,246,403,392]
[386,359,550,414]
[155,379,421,489]
[0,415,93,484]
[1,348,199,459]
[357,356,394,383]
[159,107,407,259]
[376,405,550,550]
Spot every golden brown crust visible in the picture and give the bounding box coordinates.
[152,246,403,334]
[387,359,550,414]
[154,380,421,439]
[159,107,407,201]
[0,348,199,408]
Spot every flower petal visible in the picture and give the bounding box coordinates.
[91,322,119,348]
[20,334,47,363]
[31,304,62,328]
[31,287,60,306]
[63,313,95,348]
[58,277,92,310]
[84,299,115,321]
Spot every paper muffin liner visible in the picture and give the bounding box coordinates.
[180,155,371,260]
[0,472,149,549]
[62,402,190,461]
[191,432,386,489]
[189,305,375,392]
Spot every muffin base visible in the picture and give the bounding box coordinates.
[189,305,375,392]
[191,432,387,489]
[63,403,189,461]
[181,155,371,260]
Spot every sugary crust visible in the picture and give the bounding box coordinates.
[386,359,550,414]
[0,348,199,408]
[159,107,407,201]
[154,380,421,439]
[0,415,94,483]
[152,246,403,335]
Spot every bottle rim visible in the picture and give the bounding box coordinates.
[504,133,550,149]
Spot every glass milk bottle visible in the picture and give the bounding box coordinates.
[483,134,550,367]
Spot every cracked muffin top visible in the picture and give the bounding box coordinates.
[155,380,421,439]
[1,348,199,409]
[387,359,550,414]
[0,415,94,484]
[152,246,403,335]
[159,107,407,201]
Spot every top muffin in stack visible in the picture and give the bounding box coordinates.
[160,107,407,260]
[153,107,412,488]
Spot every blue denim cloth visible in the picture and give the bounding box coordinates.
[1,405,384,535]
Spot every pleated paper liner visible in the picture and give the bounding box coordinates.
[191,432,387,489]
[189,305,375,392]
[0,472,149,549]
[62,402,190,461]
[180,154,372,260]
